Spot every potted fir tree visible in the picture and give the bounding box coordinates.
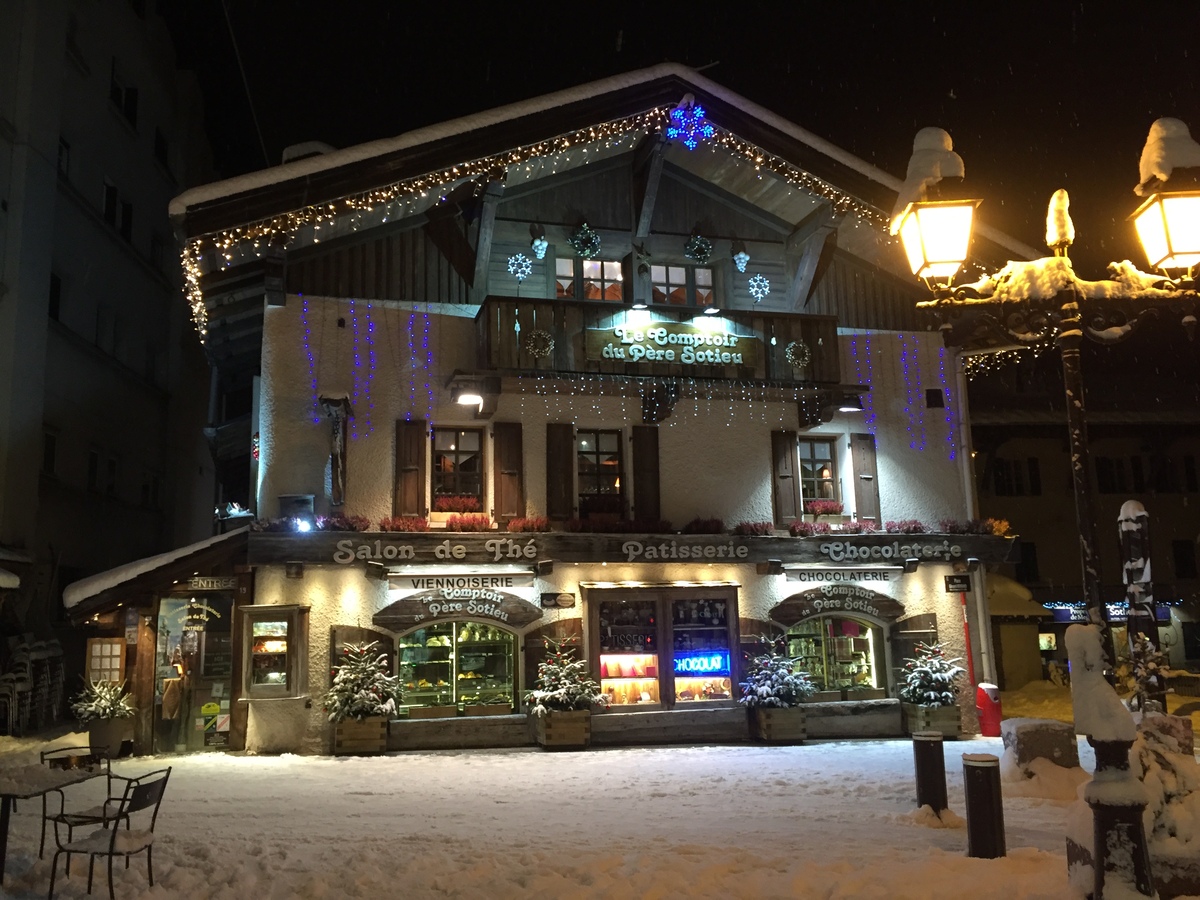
[898,641,966,737]
[70,680,136,757]
[324,641,403,754]
[739,637,817,743]
[524,639,608,750]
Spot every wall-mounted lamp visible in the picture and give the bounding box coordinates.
[365,560,387,580]
[447,373,501,418]
[756,559,784,575]
[966,557,981,573]
[902,558,921,574]
[285,561,305,579]
[837,394,864,413]
[536,559,555,576]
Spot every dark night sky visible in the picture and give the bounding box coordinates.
[163,2,1200,277]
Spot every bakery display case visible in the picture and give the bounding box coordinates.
[597,599,660,706]
[251,620,289,687]
[671,598,732,702]
[398,621,515,714]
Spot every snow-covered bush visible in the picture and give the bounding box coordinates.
[898,642,965,707]
[323,642,403,723]
[524,639,608,717]
[70,680,136,724]
[1121,632,1170,712]
[739,637,816,708]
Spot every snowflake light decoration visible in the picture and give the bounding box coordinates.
[530,236,548,259]
[733,250,751,273]
[667,103,715,150]
[507,253,533,281]
[748,273,771,302]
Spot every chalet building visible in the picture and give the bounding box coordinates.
[0,1,214,657]
[64,65,1018,754]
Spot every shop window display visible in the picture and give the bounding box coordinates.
[399,622,515,713]
[598,599,660,706]
[671,598,732,702]
[786,616,880,693]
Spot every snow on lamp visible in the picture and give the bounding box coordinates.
[1131,117,1200,279]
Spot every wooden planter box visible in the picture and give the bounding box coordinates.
[463,704,513,717]
[532,709,592,750]
[901,702,962,738]
[845,688,888,701]
[407,705,459,719]
[748,706,807,743]
[333,716,388,755]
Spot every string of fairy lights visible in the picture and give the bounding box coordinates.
[180,103,892,342]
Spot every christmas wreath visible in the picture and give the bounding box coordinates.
[524,329,555,359]
[684,234,713,265]
[568,223,602,259]
[785,340,811,369]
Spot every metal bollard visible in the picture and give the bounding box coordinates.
[962,753,1006,858]
[912,731,947,813]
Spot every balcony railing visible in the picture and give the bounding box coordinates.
[475,297,841,385]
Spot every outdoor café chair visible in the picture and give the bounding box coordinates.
[46,766,170,900]
[38,746,112,863]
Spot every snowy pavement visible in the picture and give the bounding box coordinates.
[0,733,1102,899]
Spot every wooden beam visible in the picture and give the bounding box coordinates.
[661,164,794,235]
[631,134,666,238]
[472,180,505,294]
[785,206,842,310]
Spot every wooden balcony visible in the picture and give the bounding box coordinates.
[475,296,841,386]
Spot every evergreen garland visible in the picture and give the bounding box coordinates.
[897,641,965,707]
[738,637,816,708]
[524,638,608,717]
[323,641,404,723]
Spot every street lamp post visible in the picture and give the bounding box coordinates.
[892,121,1200,675]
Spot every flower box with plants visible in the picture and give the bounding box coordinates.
[524,639,609,750]
[323,641,403,754]
[898,641,966,737]
[507,516,551,533]
[378,516,428,532]
[70,680,136,757]
[432,495,482,514]
[804,499,847,523]
[739,638,816,743]
[444,513,492,532]
[732,521,775,536]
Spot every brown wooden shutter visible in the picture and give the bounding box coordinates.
[545,422,574,520]
[771,430,802,526]
[850,432,880,522]
[631,425,660,523]
[492,421,525,522]
[393,419,427,517]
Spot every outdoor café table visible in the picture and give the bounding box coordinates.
[0,763,102,883]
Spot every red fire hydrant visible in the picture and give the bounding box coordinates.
[976,682,1002,737]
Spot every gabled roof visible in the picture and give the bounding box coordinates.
[171,64,908,240]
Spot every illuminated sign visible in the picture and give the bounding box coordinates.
[585,322,760,367]
[673,650,730,676]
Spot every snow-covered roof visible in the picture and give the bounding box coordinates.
[0,568,18,590]
[0,547,31,564]
[171,64,901,221]
[62,527,248,609]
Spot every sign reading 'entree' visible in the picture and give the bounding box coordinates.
[585,322,758,367]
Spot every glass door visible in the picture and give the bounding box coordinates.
[154,593,233,753]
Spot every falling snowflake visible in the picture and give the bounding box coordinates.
[507,253,533,281]
[748,274,770,302]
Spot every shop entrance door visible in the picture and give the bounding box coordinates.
[153,593,234,752]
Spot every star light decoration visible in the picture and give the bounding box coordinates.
[667,101,715,150]
[748,274,771,302]
[507,252,533,282]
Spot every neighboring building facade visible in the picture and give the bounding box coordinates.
[0,0,215,646]
[66,65,1016,754]
[970,325,1200,683]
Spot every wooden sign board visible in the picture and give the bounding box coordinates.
[769,585,906,627]
[584,320,759,367]
[373,589,543,630]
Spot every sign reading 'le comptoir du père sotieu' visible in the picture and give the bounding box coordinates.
[584,321,759,367]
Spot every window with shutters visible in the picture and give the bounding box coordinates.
[556,258,623,301]
[798,439,838,501]
[577,429,624,519]
[432,427,483,512]
[86,638,126,683]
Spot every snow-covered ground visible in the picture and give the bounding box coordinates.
[0,684,1193,900]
